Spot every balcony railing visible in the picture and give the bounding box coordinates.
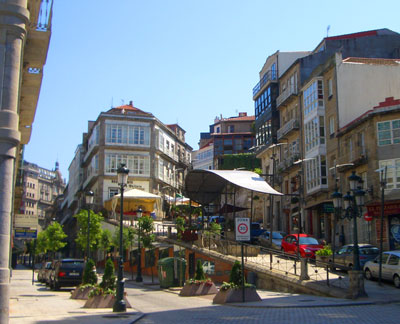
[277,118,299,140]
[252,70,277,97]
[277,154,300,173]
[276,84,298,107]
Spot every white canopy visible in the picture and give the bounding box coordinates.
[185,169,282,205]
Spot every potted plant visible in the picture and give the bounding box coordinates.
[213,261,261,304]
[179,260,218,296]
[315,245,333,267]
[71,259,97,300]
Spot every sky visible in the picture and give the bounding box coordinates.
[24,0,400,182]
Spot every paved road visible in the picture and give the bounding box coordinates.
[10,266,400,324]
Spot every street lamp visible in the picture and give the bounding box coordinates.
[331,170,367,298]
[85,190,94,260]
[136,207,143,282]
[113,164,129,313]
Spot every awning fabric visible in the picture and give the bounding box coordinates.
[185,169,282,205]
[104,188,162,218]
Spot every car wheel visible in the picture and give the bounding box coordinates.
[394,274,400,288]
[365,268,373,280]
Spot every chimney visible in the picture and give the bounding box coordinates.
[129,100,133,107]
[238,112,247,117]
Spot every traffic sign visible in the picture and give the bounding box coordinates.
[235,217,250,241]
[364,212,373,222]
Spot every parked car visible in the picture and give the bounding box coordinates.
[37,261,52,283]
[208,216,225,225]
[330,244,379,269]
[363,250,400,288]
[259,231,285,249]
[281,234,323,258]
[48,259,85,290]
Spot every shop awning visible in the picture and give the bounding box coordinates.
[185,169,282,205]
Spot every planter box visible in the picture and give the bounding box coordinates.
[70,286,94,300]
[213,287,261,304]
[315,255,331,268]
[179,282,218,297]
[83,293,131,308]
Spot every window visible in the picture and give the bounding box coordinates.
[305,117,325,152]
[358,132,366,155]
[105,153,150,176]
[303,79,323,116]
[349,138,353,161]
[329,116,335,135]
[305,155,328,192]
[379,159,400,190]
[109,188,119,199]
[228,125,234,133]
[106,123,150,146]
[328,78,333,97]
[215,126,220,133]
[377,119,400,146]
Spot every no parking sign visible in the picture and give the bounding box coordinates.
[235,217,250,241]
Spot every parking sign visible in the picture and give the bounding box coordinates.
[235,217,250,241]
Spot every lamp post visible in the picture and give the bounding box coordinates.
[85,191,94,260]
[136,207,143,282]
[331,171,367,298]
[113,164,129,313]
[377,166,387,286]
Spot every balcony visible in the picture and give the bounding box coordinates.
[252,70,277,97]
[277,154,300,173]
[277,118,299,140]
[276,84,298,107]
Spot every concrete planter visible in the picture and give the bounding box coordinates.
[315,255,331,268]
[179,281,218,296]
[213,287,261,304]
[70,286,94,300]
[83,293,131,308]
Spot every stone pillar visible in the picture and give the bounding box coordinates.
[0,1,29,323]
[347,270,368,299]
[300,258,310,280]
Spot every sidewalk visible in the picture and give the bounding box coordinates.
[9,264,400,324]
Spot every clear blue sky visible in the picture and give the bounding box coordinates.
[24,0,400,181]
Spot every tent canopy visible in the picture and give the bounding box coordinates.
[104,188,162,217]
[185,169,282,205]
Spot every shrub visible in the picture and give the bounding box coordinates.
[194,260,206,281]
[100,258,116,290]
[82,259,97,285]
[316,245,333,256]
[229,260,243,287]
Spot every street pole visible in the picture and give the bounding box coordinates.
[352,199,361,271]
[113,164,129,313]
[378,166,386,285]
[136,208,143,282]
[85,191,94,261]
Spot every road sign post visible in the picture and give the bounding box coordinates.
[235,217,250,302]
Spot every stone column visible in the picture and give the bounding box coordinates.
[347,270,368,299]
[300,258,310,280]
[0,1,29,323]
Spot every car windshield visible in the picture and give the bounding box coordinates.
[299,237,319,245]
[272,232,283,239]
[360,247,379,255]
[61,261,84,269]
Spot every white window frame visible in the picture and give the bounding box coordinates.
[379,159,400,190]
[377,119,400,146]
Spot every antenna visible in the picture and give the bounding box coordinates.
[111,97,113,108]
[327,25,331,37]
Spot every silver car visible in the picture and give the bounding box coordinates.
[363,250,400,288]
[258,231,285,250]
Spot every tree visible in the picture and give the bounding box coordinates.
[35,231,48,256]
[229,260,243,287]
[194,259,206,281]
[45,222,67,258]
[138,215,155,249]
[82,259,97,285]
[99,229,113,261]
[74,209,103,254]
[112,225,131,253]
[100,258,116,291]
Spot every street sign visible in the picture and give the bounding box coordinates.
[364,212,373,222]
[235,217,250,241]
[14,228,37,239]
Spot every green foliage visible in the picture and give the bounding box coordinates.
[204,222,221,239]
[45,222,67,253]
[315,245,333,256]
[100,258,116,291]
[112,226,131,250]
[35,231,48,254]
[253,168,263,175]
[88,286,116,298]
[99,229,113,254]
[74,209,103,252]
[194,260,206,281]
[138,215,155,249]
[218,153,261,171]
[220,281,255,291]
[82,259,98,285]
[229,260,243,287]
[175,216,186,240]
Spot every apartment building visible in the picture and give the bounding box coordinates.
[62,102,192,222]
[254,29,400,244]
[194,112,255,170]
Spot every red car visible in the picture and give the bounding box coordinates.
[281,234,323,258]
